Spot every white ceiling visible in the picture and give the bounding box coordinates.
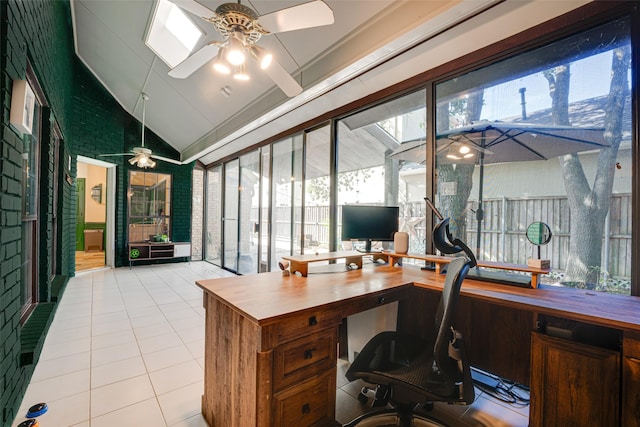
[70,0,589,166]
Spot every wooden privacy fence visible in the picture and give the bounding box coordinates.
[268,194,631,278]
[465,194,631,278]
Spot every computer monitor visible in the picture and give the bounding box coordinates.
[341,205,399,252]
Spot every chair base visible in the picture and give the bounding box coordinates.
[343,407,448,427]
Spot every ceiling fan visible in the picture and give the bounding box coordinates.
[168,0,335,97]
[100,93,181,168]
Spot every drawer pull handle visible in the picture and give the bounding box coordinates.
[301,403,310,415]
[378,296,386,304]
[304,349,314,359]
[308,316,317,326]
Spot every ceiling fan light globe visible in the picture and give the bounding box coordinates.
[227,49,245,66]
[249,45,272,70]
[226,36,246,65]
[213,61,231,74]
[233,63,250,81]
[128,156,138,165]
[233,71,250,81]
[212,47,231,74]
[260,52,272,69]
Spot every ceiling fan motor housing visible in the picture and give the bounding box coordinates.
[209,3,267,45]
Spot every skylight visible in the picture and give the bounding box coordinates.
[145,0,203,68]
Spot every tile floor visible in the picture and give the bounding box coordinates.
[12,262,529,427]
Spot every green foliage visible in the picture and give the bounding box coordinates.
[306,169,373,204]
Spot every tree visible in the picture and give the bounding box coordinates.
[436,90,484,239]
[545,45,631,284]
[306,169,373,204]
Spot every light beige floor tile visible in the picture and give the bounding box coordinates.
[90,397,166,427]
[91,340,141,367]
[91,356,147,389]
[168,413,210,427]
[149,360,203,395]
[142,344,194,372]
[137,331,183,355]
[185,338,204,359]
[39,337,91,361]
[19,370,90,415]
[30,351,90,382]
[157,381,204,426]
[91,317,132,336]
[133,321,173,340]
[175,325,204,344]
[91,329,137,350]
[13,391,90,427]
[90,374,155,417]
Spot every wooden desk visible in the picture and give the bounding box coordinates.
[196,265,640,427]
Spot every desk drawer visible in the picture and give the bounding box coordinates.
[273,371,336,427]
[273,310,342,346]
[274,328,337,392]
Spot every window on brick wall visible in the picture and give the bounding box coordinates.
[20,65,45,322]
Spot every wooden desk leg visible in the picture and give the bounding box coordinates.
[389,255,402,267]
[531,273,538,288]
[345,255,363,270]
[289,260,308,277]
[434,263,442,274]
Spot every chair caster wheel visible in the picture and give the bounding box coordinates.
[357,390,370,404]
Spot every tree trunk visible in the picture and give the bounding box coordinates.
[436,90,484,242]
[548,47,630,283]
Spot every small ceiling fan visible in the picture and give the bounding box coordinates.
[168,0,335,97]
[100,93,181,168]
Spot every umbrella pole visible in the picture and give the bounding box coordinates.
[476,136,485,259]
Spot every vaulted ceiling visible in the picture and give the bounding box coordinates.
[70,0,582,167]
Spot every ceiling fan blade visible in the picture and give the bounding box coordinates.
[171,0,216,19]
[150,154,182,165]
[262,58,303,97]
[98,153,133,157]
[168,43,219,79]
[258,0,334,34]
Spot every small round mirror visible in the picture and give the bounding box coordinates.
[526,222,552,246]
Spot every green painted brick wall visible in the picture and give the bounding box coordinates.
[0,1,194,425]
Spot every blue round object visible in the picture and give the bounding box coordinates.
[26,402,48,418]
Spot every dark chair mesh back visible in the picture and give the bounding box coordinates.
[433,256,470,380]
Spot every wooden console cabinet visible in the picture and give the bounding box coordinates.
[128,242,191,266]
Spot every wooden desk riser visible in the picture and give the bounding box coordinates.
[282,251,550,288]
[196,264,640,427]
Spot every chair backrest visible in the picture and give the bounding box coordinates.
[433,255,471,380]
[432,218,477,267]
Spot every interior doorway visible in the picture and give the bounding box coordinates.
[76,156,116,271]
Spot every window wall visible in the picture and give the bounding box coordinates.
[204,5,637,295]
[337,90,427,256]
[434,16,632,293]
[238,151,260,274]
[223,159,239,271]
[303,124,331,253]
[270,135,303,270]
[205,165,222,265]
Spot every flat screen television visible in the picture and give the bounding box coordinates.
[341,205,399,252]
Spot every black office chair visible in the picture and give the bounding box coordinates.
[344,216,477,427]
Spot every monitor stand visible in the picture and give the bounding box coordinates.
[356,240,373,253]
